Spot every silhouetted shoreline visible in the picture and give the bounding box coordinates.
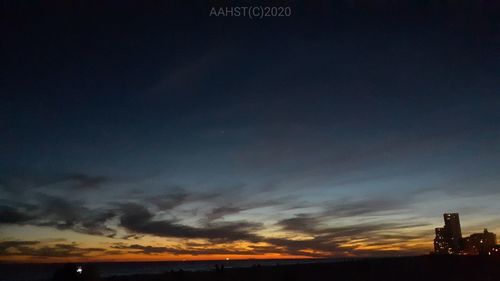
[4,255,500,281]
[101,255,500,281]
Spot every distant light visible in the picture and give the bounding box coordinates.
[76,266,83,274]
[225,258,230,261]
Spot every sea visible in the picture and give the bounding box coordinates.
[0,258,350,281]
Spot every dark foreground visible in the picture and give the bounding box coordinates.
[53,255,500,281]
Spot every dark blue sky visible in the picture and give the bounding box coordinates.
[1,1,500,261]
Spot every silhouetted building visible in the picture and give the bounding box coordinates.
[434,227,449,254]
[462,229,497,255]
[443,213,462,253]
[433,213,498,255]
[434,213,462,254]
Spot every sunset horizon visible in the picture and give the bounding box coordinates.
[1,2,500,279]
[2,212,496,264]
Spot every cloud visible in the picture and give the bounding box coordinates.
[145,188,220,211]
[111,243,283,256]
[264,236,339,257]
[276,197,411,235]
[205,206,242,222]
[200,197,298,223]
[270,210,431,257]
[0,205,34,224]
[62,173,109,190]
[111,197,427,258]
[147,191,189,210]
[0,194,116,237]
[0,187,430,258]
[0,172,109,193]
[33,194,116,237]
[118,203,262,242]
[277,213,429,238]
[0,240,108,258]
[0,240,39,254]
[277,215,320,234]
[231,126,481,193]
[112,244,174,255]
[323,198,408,218]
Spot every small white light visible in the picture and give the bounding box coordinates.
[76,266,83,274]
[225,258,230,261]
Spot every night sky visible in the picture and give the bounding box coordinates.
[1,1,500,262]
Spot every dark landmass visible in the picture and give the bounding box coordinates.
[54,255,500,281]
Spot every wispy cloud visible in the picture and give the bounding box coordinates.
[0,240,109,258]
[0,171,109,193]
[0,194,116,237]
[118,203,262,243]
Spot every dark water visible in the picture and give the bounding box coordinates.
[0,258,348,281]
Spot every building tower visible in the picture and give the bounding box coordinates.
[434,227,449,254]
[443,213,462,253]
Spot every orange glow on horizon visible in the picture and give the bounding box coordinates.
[0,253,316,264]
